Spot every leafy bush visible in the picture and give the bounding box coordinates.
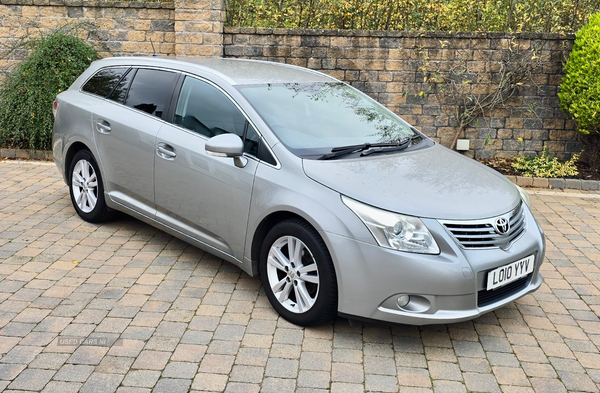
[226,0,599,33]
[559,13,600,136]
[559,12,600,169]
[511,150,579,178]
[0,29,99,150]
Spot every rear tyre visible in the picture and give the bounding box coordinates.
[69,150,113,223]
[259,219,338,326]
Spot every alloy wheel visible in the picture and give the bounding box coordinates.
[266,235,320,313]
[71,159,98,214]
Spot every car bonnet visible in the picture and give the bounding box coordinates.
[302,144,521,220]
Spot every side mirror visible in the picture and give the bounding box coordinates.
[205,133,247,168]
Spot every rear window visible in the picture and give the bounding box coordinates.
[82,67,129,98]
[125,69,178,118]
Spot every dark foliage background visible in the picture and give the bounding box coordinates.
[226,0,599,33]
[0,29,99,150]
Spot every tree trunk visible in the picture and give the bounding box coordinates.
[580,131,600,171]
[450,123,466,151]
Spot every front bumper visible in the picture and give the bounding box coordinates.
[324,205,545,325]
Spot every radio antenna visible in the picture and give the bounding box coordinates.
[150,39,159,57]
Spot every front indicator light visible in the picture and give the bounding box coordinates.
[516,185,531,208]
[342,195,440,255]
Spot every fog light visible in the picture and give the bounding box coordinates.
[396,295,411,308]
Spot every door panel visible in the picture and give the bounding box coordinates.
[92,104,160,215]
[154,124,258,260]
[92,68,179,216]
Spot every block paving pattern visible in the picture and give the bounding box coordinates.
[1,159,600,392]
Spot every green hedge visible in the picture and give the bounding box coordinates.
[0,30,99,150]
[226,0,599,33]
[559,13,600,136]
[559,12,600,169]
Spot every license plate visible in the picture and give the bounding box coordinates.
[486,255,535,291]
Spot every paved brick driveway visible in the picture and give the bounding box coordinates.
[1,159,600,393]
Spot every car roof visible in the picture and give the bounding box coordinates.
[89,57,335,86]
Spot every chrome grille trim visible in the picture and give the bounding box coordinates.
[439,203,526,249]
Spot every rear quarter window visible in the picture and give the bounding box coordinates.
[108,69,135,104]
[81,67,129,98]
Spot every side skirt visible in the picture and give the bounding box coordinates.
[105,197,255,276]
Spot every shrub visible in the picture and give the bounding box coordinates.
[511,150,579,178]
[0,29,99,150]
[559,12,600,169]
[226,0,600,33]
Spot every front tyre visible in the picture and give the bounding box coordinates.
[259,219,337,326]
[69,150,112,223]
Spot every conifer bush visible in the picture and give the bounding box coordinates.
[0,29,99,150]
[559,12,600,169]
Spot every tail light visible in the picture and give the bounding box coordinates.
[52,100,58,117]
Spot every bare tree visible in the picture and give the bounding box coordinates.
[416,39,543,150]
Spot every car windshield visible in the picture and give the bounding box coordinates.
[236,82,417,157]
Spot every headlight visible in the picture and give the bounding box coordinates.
[516,185,531,208]
[342,196,440,255]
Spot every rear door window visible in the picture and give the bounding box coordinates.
[124,68,178,118]
[81,67,129,98]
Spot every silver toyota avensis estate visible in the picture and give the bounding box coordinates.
[52,57,545,326]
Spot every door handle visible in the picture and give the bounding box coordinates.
[96,120,111,134]
[157,143,177,160]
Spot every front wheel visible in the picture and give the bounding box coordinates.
[69,150,113,223]
[259,219,338,326]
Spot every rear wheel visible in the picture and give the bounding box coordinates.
[69,150,113,223]
[259,219,337,326]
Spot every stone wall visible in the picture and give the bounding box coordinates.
[0,0,581,159]
[0,0,176,62]
[224,27,580,159]
[0,0,224,63]
[174,0,223,56]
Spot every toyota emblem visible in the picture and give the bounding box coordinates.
[494,217,510,235]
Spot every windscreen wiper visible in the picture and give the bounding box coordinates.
[360,135,423,156]
[318,140,410,160]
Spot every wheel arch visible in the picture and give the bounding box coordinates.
[250,211,319,277]
[64,141,91,186]
[254,212,339,326]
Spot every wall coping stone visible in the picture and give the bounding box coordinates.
[1,149,596,190]
[223,26,574,40]
[2,0,175,9]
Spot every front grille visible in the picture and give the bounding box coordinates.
[477,276,529,307]
[439,203,526,249]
